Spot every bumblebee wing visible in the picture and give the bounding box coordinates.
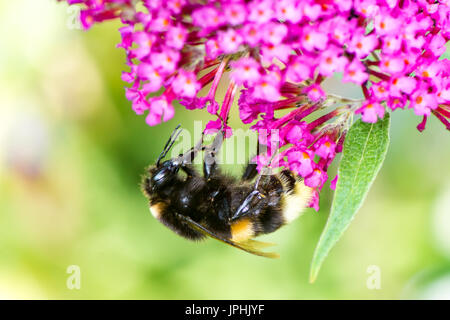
[178,215,279,259]
[241,239,276,249]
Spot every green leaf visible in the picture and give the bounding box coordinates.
[310,113,391,283]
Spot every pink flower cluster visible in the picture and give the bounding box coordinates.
[240,84,351,210]
[63,0,450,209]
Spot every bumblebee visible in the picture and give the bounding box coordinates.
[141,125,313,258]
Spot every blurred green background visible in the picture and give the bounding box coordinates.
[1,0,450,299]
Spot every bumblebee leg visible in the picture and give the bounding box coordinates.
[242,162,258,181]
[181,165,197,178]
[231,189,265,220]
[244,142,280,190]
[233,163,284,221]
[174,133,206,178]
[179,131,205,166]
[231,173,275,220]
[242,139,261,181]
[203,130,224,179]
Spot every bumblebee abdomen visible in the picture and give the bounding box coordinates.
[155,205,207,241]
[230,218,255,242]
[279,173,313,224]
[228,170,313,242]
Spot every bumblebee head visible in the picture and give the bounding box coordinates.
[143,125,184,194]
[148,160,180,192]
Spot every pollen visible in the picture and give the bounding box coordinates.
[415,96,423,104]
[86,15,94,24]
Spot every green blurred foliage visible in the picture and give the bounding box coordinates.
[0,0,449,299]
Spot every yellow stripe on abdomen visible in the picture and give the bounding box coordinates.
[150,202,165,219]
[280,181,313,224]
[230,218,255,242]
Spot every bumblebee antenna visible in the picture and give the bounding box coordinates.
[157,124,182,166]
